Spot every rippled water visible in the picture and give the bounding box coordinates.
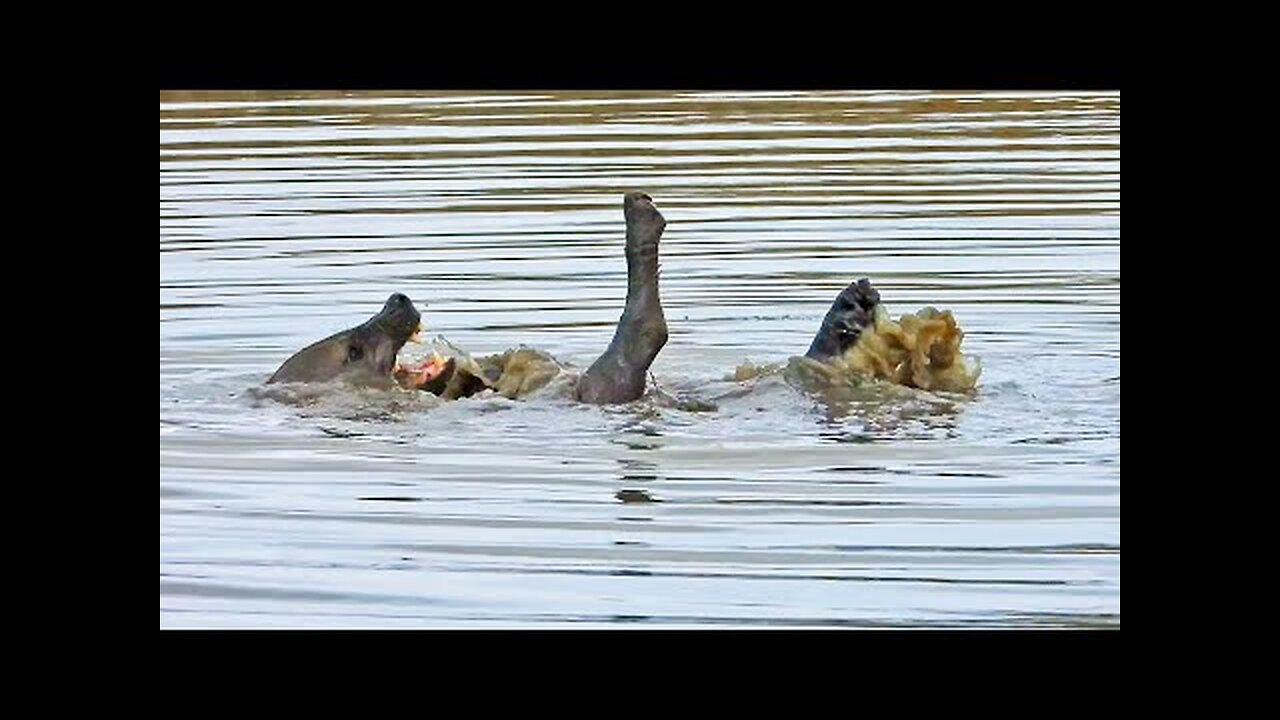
[159,91,1120,628]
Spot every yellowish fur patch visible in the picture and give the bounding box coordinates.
[833,305,981,392]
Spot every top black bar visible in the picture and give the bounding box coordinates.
[159,55,1119,91]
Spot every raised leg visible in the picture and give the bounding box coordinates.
[576,192,670,404]
[804,278,881,363]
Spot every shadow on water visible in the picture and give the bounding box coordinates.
[615,456,663,505]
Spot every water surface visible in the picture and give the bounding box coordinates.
[159,90,1120,628]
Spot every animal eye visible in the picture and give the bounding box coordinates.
[347,345,364,362]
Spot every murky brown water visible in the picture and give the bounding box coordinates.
[160,90,1120,628]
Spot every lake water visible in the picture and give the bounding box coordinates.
[159,90,1120,628]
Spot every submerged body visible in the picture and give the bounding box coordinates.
[393,277,980,409]
[266,194,978,409]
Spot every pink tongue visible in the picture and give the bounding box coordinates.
[400,356,447,385]
[417,362,445,382]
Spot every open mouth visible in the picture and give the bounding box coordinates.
[392,322,451,388]
[394,352,450,388]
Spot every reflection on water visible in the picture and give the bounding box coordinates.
[160,90,1119,628]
